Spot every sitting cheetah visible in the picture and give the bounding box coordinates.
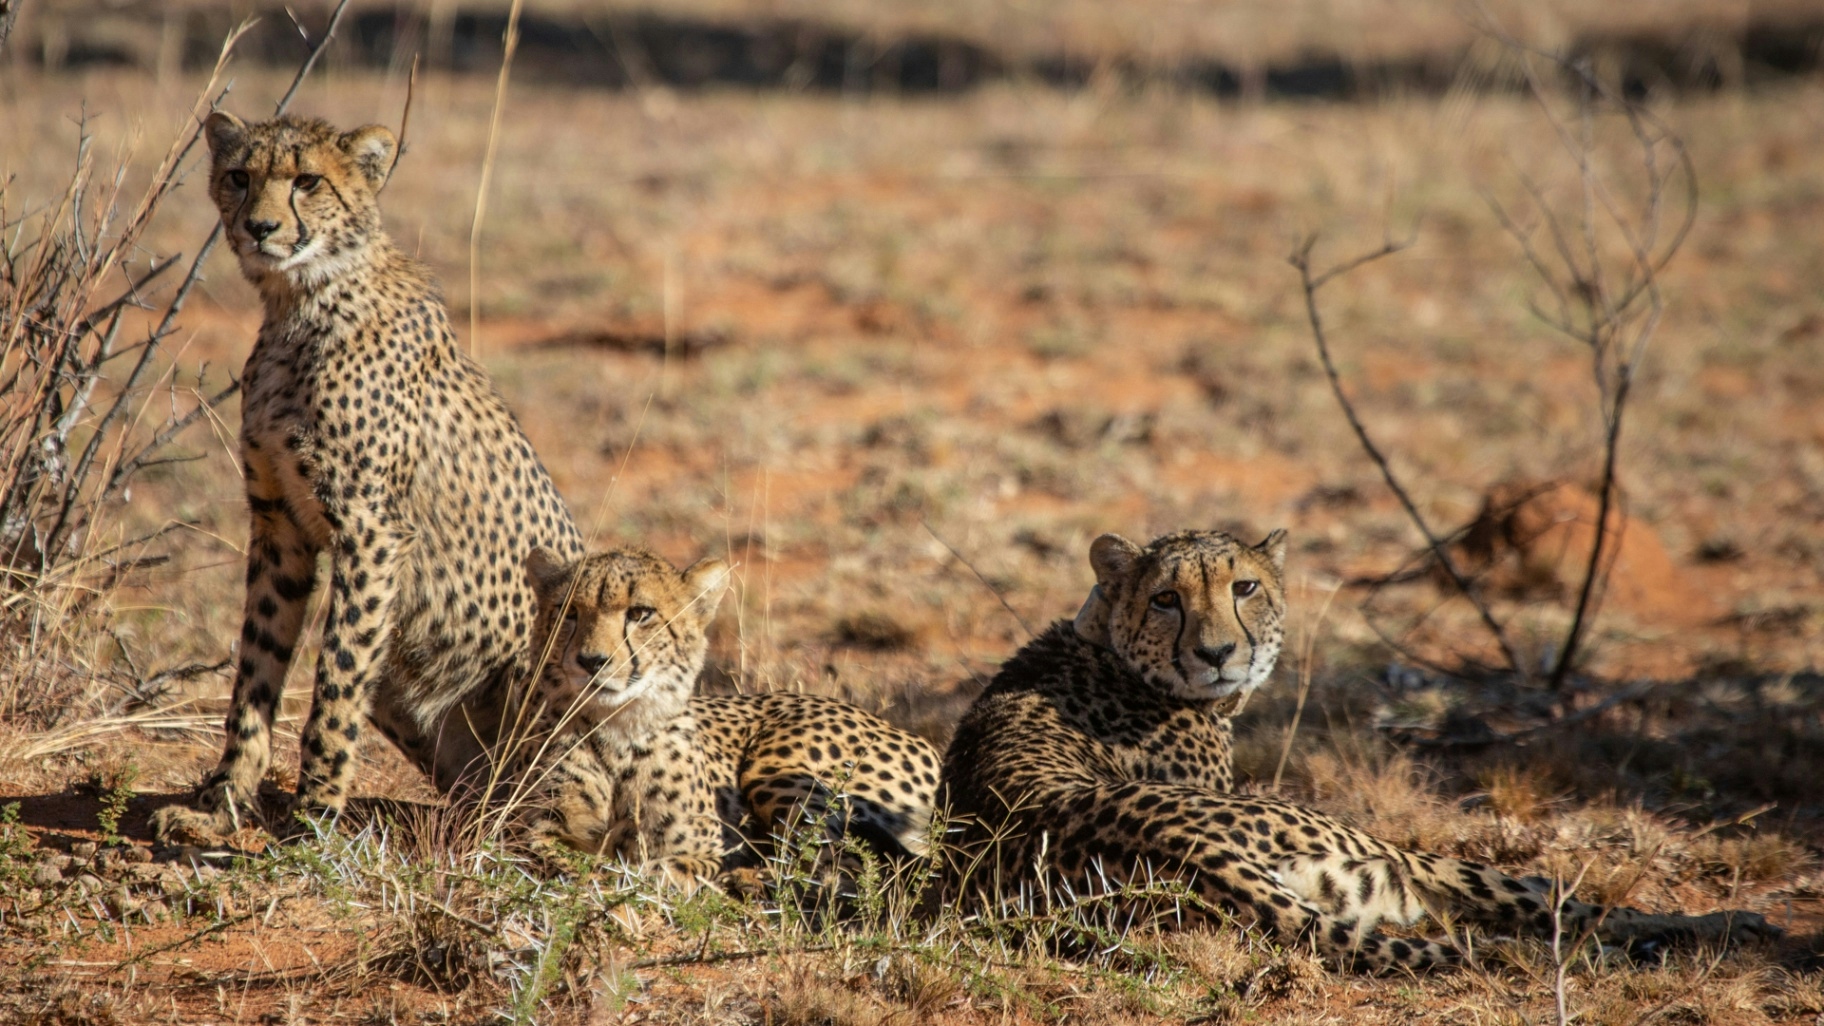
[152,113,584,843]
[509,547,938,887]
[937,529,1774,970]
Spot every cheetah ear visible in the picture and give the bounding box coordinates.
[1087,533,1142,588]
[525,547,568,600]
[203,111,247,158]
[681,557,732,611]
[338,124,398,189]
[1072,584,1114,649]
[1255,529,1289,572]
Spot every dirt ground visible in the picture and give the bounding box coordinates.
[3,20,1824,1025]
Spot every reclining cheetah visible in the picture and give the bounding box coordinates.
[937,529,1774,970]
[153,113,585,842]
[509,546,938,887]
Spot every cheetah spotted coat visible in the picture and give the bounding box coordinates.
[153,113,584,843]
[938,530,1774,970]
[514,548,938,886]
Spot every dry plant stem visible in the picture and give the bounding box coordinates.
[1470,14,1696,692]
[381,53,421,194]
[1549,862,1595,1026]
[1622,945,1729,1026]
[10,23,253,566]
[469,0,526,357]
[1288,236,1524,679]
[1396,677,1657,748]
[922,518,1033,639]
[1543,108,1689,695]
[632,943,837,970]
[106,890,304,974]
[464,398,652,849]
[1272,580,1339,791]
[275,0,354,113]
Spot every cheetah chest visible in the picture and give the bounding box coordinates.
[239,318,413,550]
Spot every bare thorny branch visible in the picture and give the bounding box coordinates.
[0,3,361,732]
[1290,33,1696,695]
[1493,49,1696,692]
[3,1,358,583]
[1289,233,1526,679]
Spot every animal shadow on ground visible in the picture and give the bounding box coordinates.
[0,785,448,858]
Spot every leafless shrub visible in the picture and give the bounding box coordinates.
[0,2,355,737]
[0,31,248,729]
[1290,25,1697,696]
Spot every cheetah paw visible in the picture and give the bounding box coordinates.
[148,802,239,846]
[718,866,770,901]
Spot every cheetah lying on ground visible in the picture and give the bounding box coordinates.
[153,113,585,843]
[508,547,938,887]
[937,529,1775,970]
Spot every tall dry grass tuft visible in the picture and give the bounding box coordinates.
[0,30,250,747]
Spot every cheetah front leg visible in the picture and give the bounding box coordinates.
[525,721,725,891]
[153,486,319,843]
[285,509,411,828]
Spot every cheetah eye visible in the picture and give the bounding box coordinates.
[226,170,250,189]
[1149,590,1180,611]
[1233,580,1259,598]
[293,173,322,193]
[626,606,656,625]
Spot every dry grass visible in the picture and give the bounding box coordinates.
[0,17,1821,1023]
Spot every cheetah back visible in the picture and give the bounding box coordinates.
[693,692,939,865]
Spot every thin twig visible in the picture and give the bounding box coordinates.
[45,26,254,554]
[1272,580,1340,791]
[469,0,526,357]
[381,53,420,194]
[1386,678,1659,749]
[1622,944,1731,1026]
[1461,7,1698,691]
[273,0,354,115]
[81,0,351,513]
[1288,234,1524,677]
[104,379,242,494]
[107,892,301,973]
[631,943,837,970]
[922,519,1033,639]
[1549,860,1598,1026]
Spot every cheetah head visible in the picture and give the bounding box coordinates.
[1072,529,1288,710]
[525,547,732,714]
[203,112,397,290]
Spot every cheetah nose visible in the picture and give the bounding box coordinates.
[244,218,280,242]
[1195,643,1236,668]
[575,652,609,675]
